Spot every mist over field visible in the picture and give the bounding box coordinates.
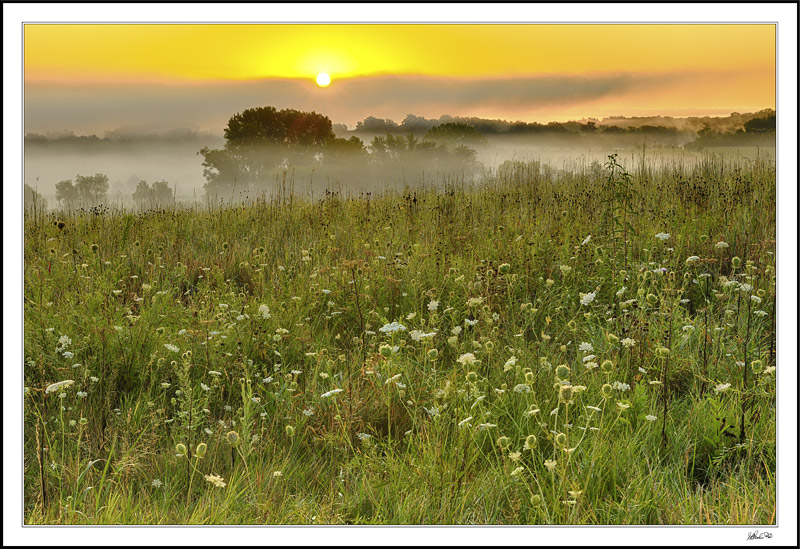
[23,108,775,211]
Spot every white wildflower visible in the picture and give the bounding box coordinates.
[45,380,75,394]
[457,353,478,366]
[379,321,407,334]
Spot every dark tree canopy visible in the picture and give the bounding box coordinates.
[743,114,776,134]
[199,107,340,198]
[132,180,175,209]
[224,106,335,147]
[424,123,488,145]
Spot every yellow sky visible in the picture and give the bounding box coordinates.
[25,24,775,81]
[23,24,775,129]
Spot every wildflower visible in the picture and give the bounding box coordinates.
[601,360,614,374]
[655,347,670,359]
[655,232,671,241]
[510,466,525,478]
[580,292,596,306]
[524,435,537,450]
[164,343,179,353]
[585,405,601,412]
[205,474,226,488]
[581,235,592,246]
[555,364,570,380]
[685,256,701,265]
[514,384,532,393]
[714,383,731,394]
[560,265,572,275]
[409,330,436,342]
[621,337,636,348]
[600,384,613,398]
[579,342,593,353]
[458,416,473,429]
[57,335,72,348]
[544,459,557,471]
[611,381,630,392]
[427,300,439,312]
[524,371,535,383]
[45,379,75,394]
[715,241,729,249]
[616,402,630,410]
[466,297,484,308]
[645,415,657,422]
[321,388,343,398]
[225,431,240,446]
[458,353,478,366]
[385,374,402,385]
[195,442,208,458]
[175,443,187,457]
[273,471,283,479]
[62,351,75,359]
[152,479,163,488]
[379,321,407,334]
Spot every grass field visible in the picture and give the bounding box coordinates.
[23,153,777,525]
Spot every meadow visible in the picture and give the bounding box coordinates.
[23,152,777,525]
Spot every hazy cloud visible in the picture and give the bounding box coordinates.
[24,71,706,133]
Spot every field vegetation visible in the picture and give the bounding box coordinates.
[23,152,776,524]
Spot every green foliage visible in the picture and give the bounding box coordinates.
[23,151,776,525]
[132,180,175,209]
[424,122,488,146]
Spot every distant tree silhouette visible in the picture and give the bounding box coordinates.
[74,173,109,205]
[55,179,79,210]
[24,183,47,213]
[424,123,488,146]
[199,106,336,198]
[743,113,776,134]
[132,179,175,209]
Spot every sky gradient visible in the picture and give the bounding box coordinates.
[24,24,776,132]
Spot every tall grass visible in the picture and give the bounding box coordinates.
[23,153,776,524]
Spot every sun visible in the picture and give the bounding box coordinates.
[315,72,331,87]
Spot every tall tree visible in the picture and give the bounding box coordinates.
[200,107,336,198]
